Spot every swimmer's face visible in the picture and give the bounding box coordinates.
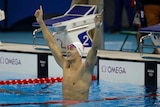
[66,44,79,61]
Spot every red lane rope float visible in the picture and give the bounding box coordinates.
[0,75,96,85]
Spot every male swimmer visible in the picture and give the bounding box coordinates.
[34,5,102,101]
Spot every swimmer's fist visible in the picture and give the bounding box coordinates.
[34,5,43,23]
[95,14,102,28]
[95,9,103,28]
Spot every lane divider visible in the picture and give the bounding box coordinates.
[0,75,96,85]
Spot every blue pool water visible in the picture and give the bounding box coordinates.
[0,80,159,107]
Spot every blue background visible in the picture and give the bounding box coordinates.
[0,0,72,30]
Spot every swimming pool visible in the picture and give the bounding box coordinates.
[0,80,159,107]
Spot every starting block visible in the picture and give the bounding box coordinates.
[32,4,97,54]
[0,9,5,21]
[139,24,160,58]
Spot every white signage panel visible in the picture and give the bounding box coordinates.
[157,64,160,87]
[99,59,145,85]
[0,52,37,80]
[48,55,63,78]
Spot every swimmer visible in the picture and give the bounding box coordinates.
[34,5,102,101]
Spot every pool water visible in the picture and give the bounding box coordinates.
[0,80,159,107]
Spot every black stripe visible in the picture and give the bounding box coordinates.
[145,61,157,91]
[38,54,48,78]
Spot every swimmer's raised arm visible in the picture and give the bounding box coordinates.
[84,13,102,73]
[34,5,66,68]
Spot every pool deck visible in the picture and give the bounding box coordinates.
[98,49,160,62]
[0,43,51,54]
[0,42,159,62]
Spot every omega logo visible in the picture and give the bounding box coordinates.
[101,65,126,74]
[0,57,21,65]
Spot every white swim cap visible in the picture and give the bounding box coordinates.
[71,42,84,57]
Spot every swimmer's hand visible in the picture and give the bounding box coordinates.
[95,9,103,28]
[34,5,43,23]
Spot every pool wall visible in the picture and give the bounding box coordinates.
[0,43,160,90]
[98,50,160,89]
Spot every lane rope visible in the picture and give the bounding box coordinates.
[0,75,96,85]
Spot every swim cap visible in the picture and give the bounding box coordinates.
[71,42,84,57]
